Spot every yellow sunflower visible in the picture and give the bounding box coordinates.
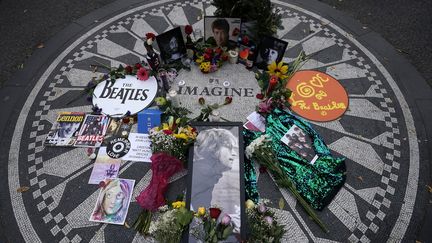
[267,61,289,80]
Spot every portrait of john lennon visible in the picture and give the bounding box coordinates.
[90,178,134,225]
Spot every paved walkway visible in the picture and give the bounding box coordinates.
[1,0,431,242]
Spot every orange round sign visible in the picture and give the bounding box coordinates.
[287,70,348,122]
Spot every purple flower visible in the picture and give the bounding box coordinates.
[258,98,273,114]
[221,214,231,225]
[264,216,273,225]
[258,204,267,213]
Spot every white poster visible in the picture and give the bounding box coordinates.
[122,133,152,162]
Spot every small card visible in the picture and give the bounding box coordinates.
[88,147,121,184]
[245,112,266,132]
[121,133,152,162]
[280,125,318,165]
[89,178,135,225]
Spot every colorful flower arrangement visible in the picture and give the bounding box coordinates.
[148,201,194,243]
[245,199,286,243]
[190,206,234,243]
[195,47,229,73]
[245,134,328,232]
[255,51,307,115]
[133,116,197,234]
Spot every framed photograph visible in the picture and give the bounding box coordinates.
[255,35,288,69]
[90,178,135,225]
[156,27,186,63]
[204,17,241,48]
[186,122,245,242]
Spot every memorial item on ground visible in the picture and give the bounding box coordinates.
[212,0,283,40]
[148,201,194,243]
[245,199,286,243]
[189,206,234,243]
[204,17,241,48]
[144,32,161,71]
[88,147,121,184]
[90,178,135,225]
[194,46,229,73]
[255,52,308,115]
[191,96,233,122]
[245,133,327,232]
[281,124,319,164]
[156,27,187,64]
[243,108,346,218]
[255,36,288,70]
[92,75,158,117]
[237,34,257,68]
[287,70,349,121]
[44,112,85,146]
[74,114,110,147]
[186,122,246,242]
[137,108,162,134]
[121,133,152,162]
[133,118,197,234]
[103,119,133,146]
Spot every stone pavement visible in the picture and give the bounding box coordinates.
[0,0,431,242]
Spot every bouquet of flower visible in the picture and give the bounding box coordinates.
[195,47,229,73]
[245,134,328,232]
[191,206,234,243]
[245,199,285,243]
[148,201,194,243]
[255,51,307,114]
[133,118,197,235]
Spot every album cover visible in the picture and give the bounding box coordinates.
[44,112,86,146]
[74,114,110,147]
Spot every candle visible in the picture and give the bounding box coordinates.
[228,50,238,64]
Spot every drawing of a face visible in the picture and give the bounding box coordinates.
[103,184,125,215]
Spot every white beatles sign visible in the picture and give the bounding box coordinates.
[92,75,158,117]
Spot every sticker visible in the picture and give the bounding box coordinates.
[107,137,131,159]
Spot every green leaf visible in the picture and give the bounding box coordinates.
[221,225,233,239]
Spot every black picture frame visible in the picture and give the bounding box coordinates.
[204,16,242,48]
[255,35,288,69]
[156,27,187,64]
[185,122,246,242]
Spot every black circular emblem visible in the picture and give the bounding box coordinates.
[107,137,131,159]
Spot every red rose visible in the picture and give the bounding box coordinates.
[125,65,133,74]
[224,96,233,105]
[242,36,249,45]
[146,32,156,40]
[198,97,205,105]
[222,55,228,61]
[209,207,222,219]
[185,25,193,35]
[256,93,264,99]
[163,130,173,135]
[135,63,143,69]
[215,48,222,55]
[98,180,106,188]
[205,48,213,55]
[203,53,211,61]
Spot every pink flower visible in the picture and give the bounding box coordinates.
[264,216,273,225]
[221,214,231,225]
[137,68,149,81]
[135,63,143,69]
[258,98,273,114]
